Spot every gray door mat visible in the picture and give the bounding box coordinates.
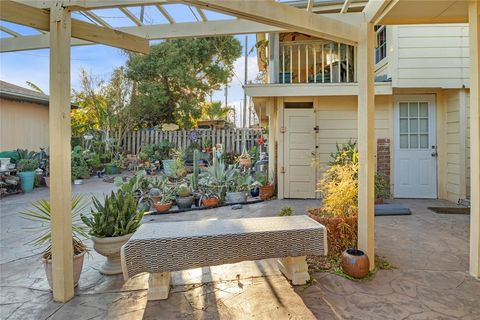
[428,207,470,214]
[375,204,412,216]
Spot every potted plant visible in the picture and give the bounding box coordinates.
[19,195,89,289]
[238,148,252,168]
[226,173,253,204]
[81,190,144,275]
[149,187,162,204]
[153,185,175,213]
[17,159,39,193]
[201,191,220,208]
[256,173,274,200]
[176,185,194,209]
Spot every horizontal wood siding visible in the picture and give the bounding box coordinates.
[0,98,49,151]
[395,24,469,89]
[315,96,392,178]
[444,90,464,202]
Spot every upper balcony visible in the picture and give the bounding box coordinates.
[275,39,355,84]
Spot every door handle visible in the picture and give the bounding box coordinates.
[311,151,316,156]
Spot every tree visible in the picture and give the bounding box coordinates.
[201,101,233,121]
[125,36,242,128]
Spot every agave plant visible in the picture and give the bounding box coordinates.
[81,190,144,238]
[19,194,89,259]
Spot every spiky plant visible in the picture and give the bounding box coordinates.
[19,195,89,260]
[81,190,144,237]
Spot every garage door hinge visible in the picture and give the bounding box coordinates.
[280,166,286,174]
[280,126,286,133]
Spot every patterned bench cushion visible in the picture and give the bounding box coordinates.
[121,215,327,279]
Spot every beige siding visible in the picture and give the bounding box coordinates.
[466,92,471,198]
[315,95,392,178]
[444,90,467,202]
[0,98,49,151]
[393,24,470,89]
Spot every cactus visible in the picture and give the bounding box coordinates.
[192,149,199,191]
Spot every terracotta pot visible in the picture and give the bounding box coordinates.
[202,197,219,208]
[43,250,85,289]
[239,158,252,167]
[259,184,274,200]
[91,233,133,275]
[150,195,161,204]
[153,202,172,213]
[341,248,370,279]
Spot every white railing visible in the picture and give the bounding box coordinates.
[118,128,260,155]
[278,40,355,84]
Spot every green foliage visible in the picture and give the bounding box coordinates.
[81,190,144,237]
[227,172,255,192]
[177,185,192,197]
[17,159,39,172]
[329,140,358,166]
[279,207,293,216]
[192,149,200,191]
[126,37,242,128]
[19,195,89,257]
[201,101,232,121]
[375,173,390,199]
[71,146,90,179]
[149,188,162,197]
[255,172,268,186]
[16,149,39,160]
[160,185,176,203]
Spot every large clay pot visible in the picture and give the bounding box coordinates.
[176,195,194,209]
[225,191,247,204]
[341,248,370,279]
[259,184,274,200]
[91,233,133,275]
[43,250,85,289]
[153,202,172,213]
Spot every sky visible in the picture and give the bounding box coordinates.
[0,6,261,127]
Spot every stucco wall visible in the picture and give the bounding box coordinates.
[0,98,49,151]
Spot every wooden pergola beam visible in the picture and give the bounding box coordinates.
[156,4,175,24]
[181,0,359,45]
[82,10,112,28]
[119,7,143,26]
[0,25,21,37]
[1,0,149,54]
[341,0,352,13]
[468,0,480,279]
[0,19,284,52]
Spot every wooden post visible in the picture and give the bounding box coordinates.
[357,21,376,271]
[49,2,74,302]
[469,0,480,279]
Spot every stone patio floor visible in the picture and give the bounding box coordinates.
[0,178,479,319]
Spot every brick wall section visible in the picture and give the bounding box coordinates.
[377,138,391,195]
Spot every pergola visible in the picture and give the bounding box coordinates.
[0,0,478,303]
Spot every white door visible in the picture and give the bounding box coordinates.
[393,95,437,198]
[284,108,316,198]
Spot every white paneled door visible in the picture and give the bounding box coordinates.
[284,108,317,198]
[393,95,437,198]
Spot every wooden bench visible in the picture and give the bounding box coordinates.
[121,215,327,300]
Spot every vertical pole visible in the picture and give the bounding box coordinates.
[357,21,376,271]
[49,2,74,302]
[243,35,248,128]
[469,0,480,279]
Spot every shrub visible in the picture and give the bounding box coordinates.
[375,172,390,199]
[279,207,292,216]
[17,159,39,172]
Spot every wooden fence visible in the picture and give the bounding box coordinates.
[118,128,260,155]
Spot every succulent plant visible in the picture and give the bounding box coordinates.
[16,159,39,172]
[81,190,144,238]
[177,185,192,197]
[149,188,162,197]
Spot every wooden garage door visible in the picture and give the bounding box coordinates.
[284,108,317,198]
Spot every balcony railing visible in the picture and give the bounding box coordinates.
[278,40,355,84]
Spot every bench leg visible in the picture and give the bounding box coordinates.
[147,272,171,301]
[278,256,310,285]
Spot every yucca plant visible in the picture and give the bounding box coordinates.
[81,190,144,238]
[19,194,89,259]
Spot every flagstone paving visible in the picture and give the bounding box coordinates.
[0,178,479,319]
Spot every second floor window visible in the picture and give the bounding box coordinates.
[375,26,387,64]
